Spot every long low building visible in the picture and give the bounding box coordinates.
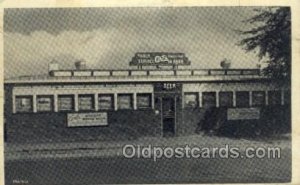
[4,53,291,143]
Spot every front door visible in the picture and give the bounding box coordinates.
[162,97,175,136]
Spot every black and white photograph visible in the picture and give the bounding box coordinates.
[3,4,294,185]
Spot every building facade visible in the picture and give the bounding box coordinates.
[4,53,291,143]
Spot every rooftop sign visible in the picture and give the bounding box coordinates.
[130,52,191,67]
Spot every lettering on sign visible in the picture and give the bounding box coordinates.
[67,112,108,127]
[227,108,260,120]
[154,55,169,64]
[163,83,177,90]
[130,52,190,66]
[154,83,182,92]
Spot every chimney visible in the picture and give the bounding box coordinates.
[220,58,231,69]
[256,64,261,70]
[48,61,59,73]
[75,60,86,70]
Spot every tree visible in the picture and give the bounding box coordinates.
[238,7,291,80]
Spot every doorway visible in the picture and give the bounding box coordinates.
[162,97,176,137]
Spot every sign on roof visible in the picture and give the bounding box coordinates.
[130,52,190,66]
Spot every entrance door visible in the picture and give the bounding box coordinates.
[162,97,175,137]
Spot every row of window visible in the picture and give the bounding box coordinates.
[184,90,290,108]
[15,94,152,113]
[15,90,290,113]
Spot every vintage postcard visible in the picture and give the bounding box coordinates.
[1,0,299,185]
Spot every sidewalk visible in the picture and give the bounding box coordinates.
[4,133,291,161]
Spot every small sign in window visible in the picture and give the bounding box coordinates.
[118,94,133,109]
[137,94,151,109]
[15,96,33,113]
[37,95,53,112]
[184,93,198,108]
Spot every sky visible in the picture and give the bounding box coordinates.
[4,7,261,78]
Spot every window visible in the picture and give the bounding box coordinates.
[236,91,249,107]
[37,95,53,112]
[219,92,233,107]
[58,95,74,111]
[118,94,133,109]
[284,90,291,105]
[79,94,94,111]
[268,91,281,105]
[137,94,152,109]
[252,91,266,106]
[184,93,198,108]
[98,94,114,110]
[202,92,216,108]
[15,96,33,113]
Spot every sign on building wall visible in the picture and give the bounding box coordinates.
[130,52,190,66]
[227,108,260,120]
[67,112,108,127]
[154,83,182,93]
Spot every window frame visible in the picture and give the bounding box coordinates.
[98,94,114,110]
[219,91,233,107]
[235,91,250,108]
[202,92,216,108]
[252,91,266,107]
[137,93,152,109]
[58,94,75,112]
[36,95,54,112]
[15,95,33,113]
[78,94,95,111]
[268,90,282,105]
[117,94,133,110]
[184,92,199,108]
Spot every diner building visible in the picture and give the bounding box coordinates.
[4,53,291,143]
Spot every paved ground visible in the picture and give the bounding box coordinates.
[4,133,291,184]
[5,149,291,185]
[5,133,291,160]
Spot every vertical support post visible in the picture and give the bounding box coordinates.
[174,96,177,136]
[114,93,118,111]
[160,97,163,137]
[151,92,155,109]
[74,94,79,112]
[199,92,202,108]
[94,94,98,111]
[216,91,219,107]
[281,89,285,105]
[249,91,253,107]
[33,94,37,113]
[182,91,185,109]
[133,93,137,110]
[233,91,236,107]
[54,94,58,112]
[265,90,269,106]
[12,95,16,114]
